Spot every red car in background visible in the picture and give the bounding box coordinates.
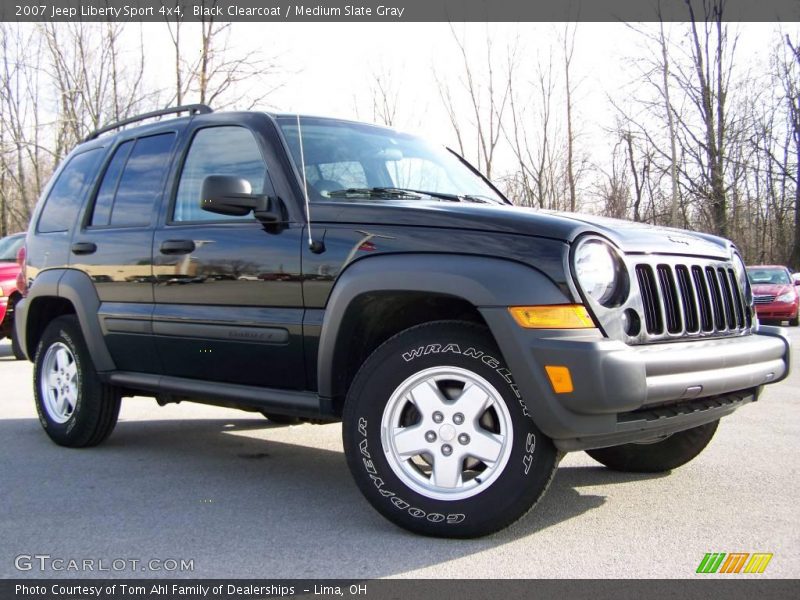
[0,232,25,359]
[746,265,799,326]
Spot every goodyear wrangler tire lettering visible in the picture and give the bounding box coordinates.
[342,320,559,538]
[359,418,468,524]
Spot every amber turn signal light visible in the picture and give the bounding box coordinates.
[508,305,594,329]
[544,365,574,394]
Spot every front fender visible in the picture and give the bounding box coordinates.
[316,253,572,399]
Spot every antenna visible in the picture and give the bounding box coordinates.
[296,115,325,254]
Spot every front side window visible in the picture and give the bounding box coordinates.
[38,149,102,233]
[173,126,268,222]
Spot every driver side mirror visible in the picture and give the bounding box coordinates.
[200,175,283,223]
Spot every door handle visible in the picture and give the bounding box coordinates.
[71,242,97,255]
[160,239,196,255]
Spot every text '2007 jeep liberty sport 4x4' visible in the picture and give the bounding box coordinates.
[15,105,791,537]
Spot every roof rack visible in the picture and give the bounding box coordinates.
[83,104,213,142]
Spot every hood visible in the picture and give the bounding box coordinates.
[751,283,794,297]
[313,201,732,259]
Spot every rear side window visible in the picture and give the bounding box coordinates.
[90,133,175,228]
[173,126,267,222]
[90,140,133,227]
[37,149,102,233]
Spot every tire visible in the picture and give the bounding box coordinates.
[342,320,559,538]
[586,420,719,473]
[33,315,121,447]
[260,412,301,425]
[789,315,799,327]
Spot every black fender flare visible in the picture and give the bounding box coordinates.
[19,268,115,372]
[316,253,571,399]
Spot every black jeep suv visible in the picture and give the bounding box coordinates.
[15,105,791,537]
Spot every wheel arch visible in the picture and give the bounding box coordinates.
[21,268,115,371]
[317,253,570,406]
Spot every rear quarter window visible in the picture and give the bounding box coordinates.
[37,149,102,233]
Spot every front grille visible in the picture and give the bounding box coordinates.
[753,294,776,304]
[634,259,751,341]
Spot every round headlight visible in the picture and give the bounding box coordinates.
[573,238,625,307]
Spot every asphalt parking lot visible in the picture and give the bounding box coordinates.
[0,329,798,579]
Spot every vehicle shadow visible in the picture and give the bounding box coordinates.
[0,416,666,579]
[0,340,16,360]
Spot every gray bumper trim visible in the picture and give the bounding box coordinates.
[480,307,791,444]
[638,332,788,405]
[555,391,754,451]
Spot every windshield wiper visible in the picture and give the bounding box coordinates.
[399,189,501,204]
[326,187,422,199]
[326,187,497,204]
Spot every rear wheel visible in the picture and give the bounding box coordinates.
[586,420,719,473]
[33,316,121,447]
[342,321,558,538]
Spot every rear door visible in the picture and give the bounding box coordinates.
[151,119,305,389]
[71,131,178,373]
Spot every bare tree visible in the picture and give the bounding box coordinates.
[42,22,151,156]
[436,25,513,180]
[672,0,738,237]
[656,17,681,225]
[563,23,578,213]
[369,66,400,127]
[782,34,800,268]
[503,51,567,210]
[597,137,632,219]
[167,1,284,110]
[0,24,49,233]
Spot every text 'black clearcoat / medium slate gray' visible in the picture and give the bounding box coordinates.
[15,107,791,537]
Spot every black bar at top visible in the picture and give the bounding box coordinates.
[2,0,799,23]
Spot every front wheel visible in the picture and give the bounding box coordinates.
[33,316,121,447]
[342,321,558,538]
[586,420,719,473]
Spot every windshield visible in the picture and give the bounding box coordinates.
[747,267,791,285]
[276,116,505,203]
[0,235,23,261]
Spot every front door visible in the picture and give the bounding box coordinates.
[151,124,305,389]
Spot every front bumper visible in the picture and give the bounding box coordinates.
[754,302,798,320]
[480,308,791,451]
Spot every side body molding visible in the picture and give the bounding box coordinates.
[20,268,116,372]
[315,253,571,400]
